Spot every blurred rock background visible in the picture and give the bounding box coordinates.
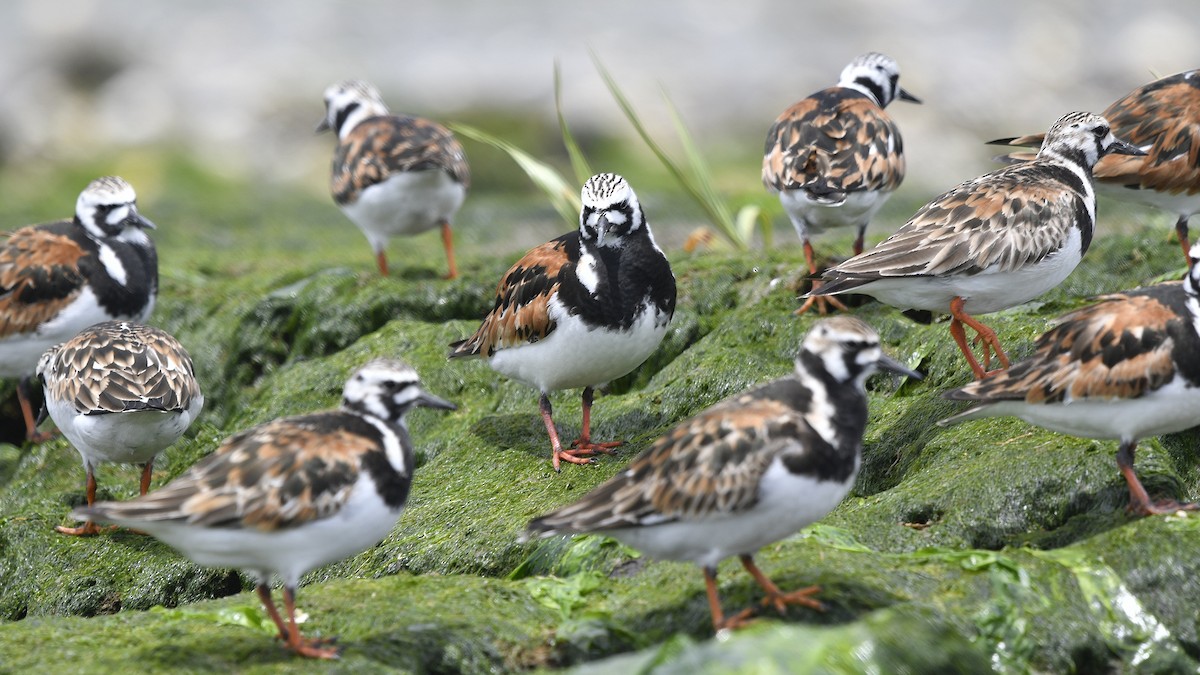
[0,0,1194,202]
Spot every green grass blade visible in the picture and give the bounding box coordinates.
[591,52,748,250]
[662,92,737,238]
[450,122,580,226]
[554,62,593,186]
[590,54,686,182]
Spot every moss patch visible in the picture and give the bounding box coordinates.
[2,165,1199,672]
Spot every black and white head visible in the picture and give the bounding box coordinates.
[74,176,156,241]
[317,79,391,139]
[579,173,648,249]
[836,52,921,108]
[1037,111,1146,170]
[341,358,457,425]
[798,316,920,387]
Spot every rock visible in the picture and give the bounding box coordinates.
[1,185,1198,671]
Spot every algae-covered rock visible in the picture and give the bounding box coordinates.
[1,174,1199,673]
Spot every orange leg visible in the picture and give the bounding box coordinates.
[1176,217,1193,269]
[256,583,291,642]
[948,296,1010,379]
[374,247,388,276]
[703,566,755,632]
[17,376,56,443]
[796,240,849,316]
[1117,440,1197,516]
[569,387,622,456]
[281,585,339,659]
[852,229,866,256]
[139,461,154,496]
[56,468,115,536]
[441,220,458,280]
[539,394,591,472]
[739,554,824,614]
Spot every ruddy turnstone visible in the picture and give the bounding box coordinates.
[449,173,676,471]
[990,70,1200,267]
[0,176,158,441]
[40,321,203,536]
[939,242,1200,516]
[809,111,1145,379]
[525,317,919,631]
[318,79,470,279]
[762,52,920,315]
[74,358,456,659]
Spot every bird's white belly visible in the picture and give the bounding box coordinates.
[489,301,669,393]
[52,396,203,466]
[779,188,891,237]
[133,473,403,586]
[1098,179,1200,219]
[341,170,465,248]
[0,288,152,378]
[964,379,1200,441]
[606,458,857,569]
[857,233,1083,315]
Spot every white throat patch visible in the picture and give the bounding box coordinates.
[576,251,599,295]
[96,243,128,286]
[797,367,837,444]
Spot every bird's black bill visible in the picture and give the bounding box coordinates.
[877,354,922,380]
[1108,138,1147,156]
[418,391,458,411]
[899,88,921,104]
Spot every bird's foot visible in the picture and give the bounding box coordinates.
[1129,498,1199,517]
[795,289,849,316]
[25,429,59,444]
[568,438,622,455]
[55,521,116,537]
[552,448,597,471]
[285,635,341,660]
[714,606,759,632]
[760,584,825,615]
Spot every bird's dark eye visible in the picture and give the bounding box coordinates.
[1093,126,1108,138]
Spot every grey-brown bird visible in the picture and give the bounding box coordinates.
[318,79,470,278]
[990,69,1200,267]
[763,52,920,314]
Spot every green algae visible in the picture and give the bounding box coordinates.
[2,169,1200,672]
[569,606,992,674]
[0,574,563,673]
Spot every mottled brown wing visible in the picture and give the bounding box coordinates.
[763,91,905,195]
[44,322,200,415]
[530,396,810,533]
[448,235,573,358]
[88,415,370,531]
[828,164,1082,278]
[332,115,470,205]
[951,291,1179,404]
[1093,74,1200,194]
[0,225,86,338]
[990,72,1200,195]
[987,133,1041,165]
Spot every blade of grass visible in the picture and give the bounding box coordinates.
[450,122,580,226]
[554,62,593,186]
[662,92,738,242]
[590,52,749,250]
[734,205,763,248]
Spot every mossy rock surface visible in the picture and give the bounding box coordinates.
[1,173,1199,673]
